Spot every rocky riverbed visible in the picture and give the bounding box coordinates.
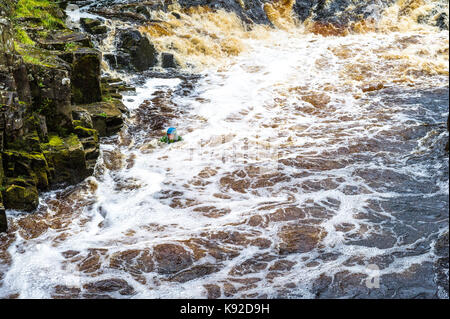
[0,0,448,299]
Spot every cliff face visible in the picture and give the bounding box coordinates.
[0,0,128,231]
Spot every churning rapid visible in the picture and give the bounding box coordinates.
[0,0,448,298]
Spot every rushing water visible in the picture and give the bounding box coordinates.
[0,1,449,299]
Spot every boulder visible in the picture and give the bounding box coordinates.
[161,52,177,69]
[278,224,327,254]
[153,243,193,274]
[3,177,39,212]
[71,48,102,105]
[0,204,6,233]
[36,31,92,51]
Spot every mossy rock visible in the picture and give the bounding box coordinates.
[72,108,94,129]
[3,183,39,212]
[80,18,107,35]
[76,100,126,137]
[74,126,99,142]
[36,31,92,51]
[71,48,102,104]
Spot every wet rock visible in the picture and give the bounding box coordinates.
[311,273,333,298]
[80,18,107,35]
[153,243,193,274]
[52,285,81,299]
[223,282,237,297]
[17,214,49,239]
[229,259,269,276]
[169,264,220,283]
[3,179,39,212]
[76,100,125,137]
[301,92,330,108]
[0,205,7,233]
[41,134,90,186]
[1,150,50,190]
[161,52,177,69]
[251,237,272,249]
[77,249,105,273]
[71,48,102,104]
[247,215,264,227]
[36,31,92,51]
[83,278,135,296]
[278,225,326,254]
[269,206,306,222]
[115,29,158,72]
[268,260,295,271]
[361,83,384,93]
[204,284,221,299]
[109,249,154,275]
[102,149,124,171]
[434,231,449,297]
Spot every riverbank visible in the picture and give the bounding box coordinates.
[1,0,132,230]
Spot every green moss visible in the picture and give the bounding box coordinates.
[14,43,58,67]
[64,42,77,51]
[102,95,114,102]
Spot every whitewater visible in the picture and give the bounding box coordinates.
[0,1,448,299]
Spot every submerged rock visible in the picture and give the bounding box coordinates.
[114,28,158,72]
[36,31,92,51]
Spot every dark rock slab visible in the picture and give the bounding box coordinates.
[0,204,7,232]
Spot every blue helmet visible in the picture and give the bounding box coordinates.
[167,127,177,135]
